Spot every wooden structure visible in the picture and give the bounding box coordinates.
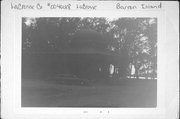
[22,30,128,81]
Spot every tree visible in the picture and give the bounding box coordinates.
[22,17,157,79]
[109,18,157,79]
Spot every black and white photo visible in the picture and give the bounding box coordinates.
[22,17,157,107]
[1,1,179,119]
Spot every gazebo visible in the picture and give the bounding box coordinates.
[22,30,128,81]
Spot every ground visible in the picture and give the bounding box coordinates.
[22,77,157,107]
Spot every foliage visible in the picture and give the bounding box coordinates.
[22,17,157,79]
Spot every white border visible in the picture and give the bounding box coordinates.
[15,9,165,115]
[1,1,179,119]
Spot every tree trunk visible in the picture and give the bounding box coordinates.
[129,63,132,78]
[135,65,139,79]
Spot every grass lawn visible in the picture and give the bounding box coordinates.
[22,78,157,107]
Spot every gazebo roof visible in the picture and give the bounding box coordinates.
[23,30,120,57]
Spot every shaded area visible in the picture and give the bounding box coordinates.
[21,18,157,107]
[22,53,127,82]
[22,18,157,80]
[22,78,156,107]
